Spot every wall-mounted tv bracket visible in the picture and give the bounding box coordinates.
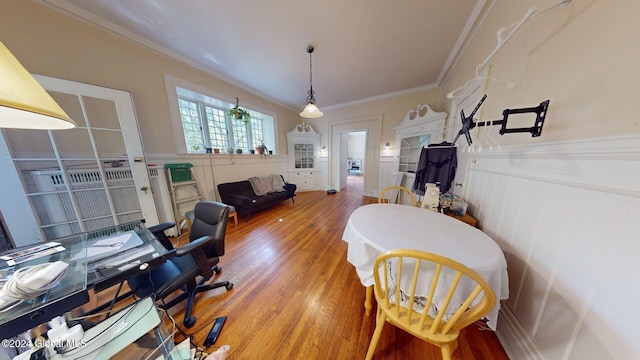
[452,94,550,146]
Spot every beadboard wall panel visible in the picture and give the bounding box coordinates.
[464,135,640,359]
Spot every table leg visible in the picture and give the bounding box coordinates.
[365,286,373,316]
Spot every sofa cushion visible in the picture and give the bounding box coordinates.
[218,180,254,195]
[227,194,258,208]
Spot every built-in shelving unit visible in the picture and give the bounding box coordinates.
[287,124,321,191]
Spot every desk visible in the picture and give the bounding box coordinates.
[0,221,170,340]
[82,226,169,292]
[342,203,508,330]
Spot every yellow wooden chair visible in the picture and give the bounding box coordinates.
[378,186,418,206]
[365,249,496,360]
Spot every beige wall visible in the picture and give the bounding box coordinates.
[0,1,444,196]
[441,0,640,145]
[308,87,443,151]
[3,1,636,169]
[305,87,443,194]
[2,0,638,357]
[0,1,450,214]
[437,1,640,358]
[0,0,300,155]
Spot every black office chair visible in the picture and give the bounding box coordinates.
[186,201,233,291]
[127,201,233,328]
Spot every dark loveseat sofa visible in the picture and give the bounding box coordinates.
[218,175,296,221]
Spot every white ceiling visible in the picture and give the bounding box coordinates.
[42,0,483,111]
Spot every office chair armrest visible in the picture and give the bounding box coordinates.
[148,222,176,235]
[175,235,215,279]
[148,222,177,250]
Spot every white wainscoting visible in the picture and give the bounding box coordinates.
[463,134,640,359]
[146,153,289,229]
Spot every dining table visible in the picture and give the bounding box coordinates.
[342,203,508,330]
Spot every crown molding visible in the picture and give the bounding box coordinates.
[323,83,439,111]
[36,0,300,114]
[437,0,497,87]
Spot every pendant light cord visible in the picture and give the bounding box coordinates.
[300,44,323,117]
[306,46,316,104]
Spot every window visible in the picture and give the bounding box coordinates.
[179,98,206,152]
[168,79,275,154]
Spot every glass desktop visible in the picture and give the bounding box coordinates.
[0,220,169,340]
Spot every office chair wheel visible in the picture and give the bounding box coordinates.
[184,316,196,328]
[213,265,222,274]
[226,282,234,291]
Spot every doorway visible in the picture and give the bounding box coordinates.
[329,115,382,197]
[346,131,365,193]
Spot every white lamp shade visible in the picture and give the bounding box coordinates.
[299,103,324,118]
[0,41,76,129]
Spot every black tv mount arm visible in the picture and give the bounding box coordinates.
[452,94,550,146]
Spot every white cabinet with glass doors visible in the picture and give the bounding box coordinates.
[287,124,321,191]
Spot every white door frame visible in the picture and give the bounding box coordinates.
[0,75,158,246]
[328,115,382,197]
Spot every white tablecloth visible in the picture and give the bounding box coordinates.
[342,203,508,330]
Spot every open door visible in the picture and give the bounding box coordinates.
[0,75,158,246]
[339,132,348,190]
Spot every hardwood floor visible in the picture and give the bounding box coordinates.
[157,190,509,359]
[346,174,364,193]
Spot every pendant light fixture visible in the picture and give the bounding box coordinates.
[300,45,323,118]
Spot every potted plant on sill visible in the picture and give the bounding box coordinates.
[228,97,250,125]
[256,140,268,157]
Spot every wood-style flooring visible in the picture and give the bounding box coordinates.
[87,183,507,359]
[346,174,365,193]
[155,188,510,359]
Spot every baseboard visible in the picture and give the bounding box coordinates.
[496,305,545,360]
